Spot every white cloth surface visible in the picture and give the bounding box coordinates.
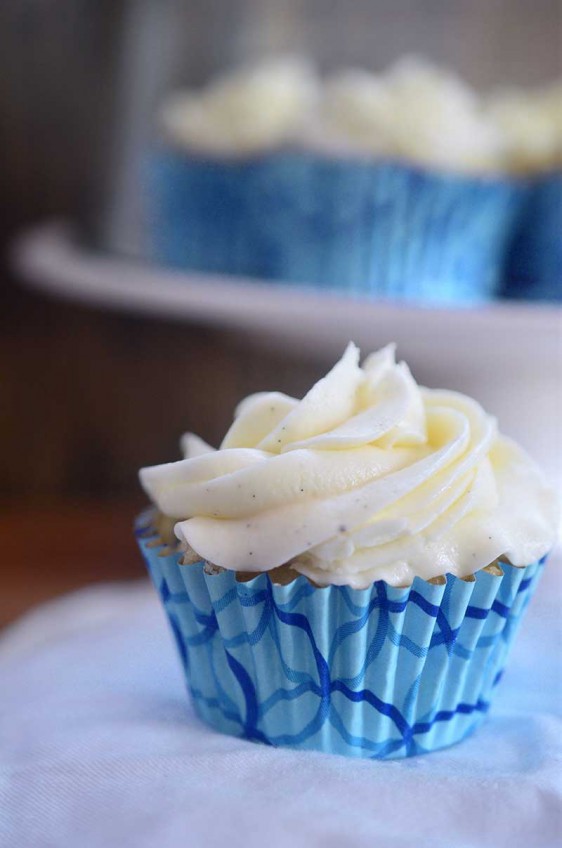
[1,556,561,848]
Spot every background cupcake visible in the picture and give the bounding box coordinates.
[136,344,558,759]
[146,57,321,277]
[308,58,523,303]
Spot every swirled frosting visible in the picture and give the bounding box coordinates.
[160,58,319,155]
[140,344,558,588]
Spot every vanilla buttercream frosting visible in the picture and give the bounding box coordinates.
[140,344,558,588]
[318,59,505,172]
[160,57,319,155]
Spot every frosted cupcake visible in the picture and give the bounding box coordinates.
[308,59,523,303]
[136,344,558,759]
[146,57,321,278]
[489,84,562,301]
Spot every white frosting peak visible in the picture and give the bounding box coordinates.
[319,59,504,172]
[140,345,559,588]
[312,70,397,158]
[160,57,319,155]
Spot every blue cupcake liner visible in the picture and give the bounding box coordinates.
[144,148,524,305]
[502,171,562,302]
[135,510,546,759]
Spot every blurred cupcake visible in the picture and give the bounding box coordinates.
[146,57,321,277]
[489,84,562,301]
[309,59,523,303]
[136,343,558,759]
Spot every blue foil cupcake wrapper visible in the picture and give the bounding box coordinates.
[145,149,524,305]
[503,171,562,302]
[135,512,545,759]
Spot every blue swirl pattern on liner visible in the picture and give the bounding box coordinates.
[145,149,524,305]
[502,171,562,302]
[136,515,544,759]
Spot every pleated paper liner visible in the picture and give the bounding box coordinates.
[145,149,524,305]
[135,509,545,759]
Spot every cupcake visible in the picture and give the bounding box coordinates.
[309,58,523,303]
[145,57,321,278]
[136,343,558,759]
[489,83,562,302]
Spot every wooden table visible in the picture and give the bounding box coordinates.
[0,500,148,628]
